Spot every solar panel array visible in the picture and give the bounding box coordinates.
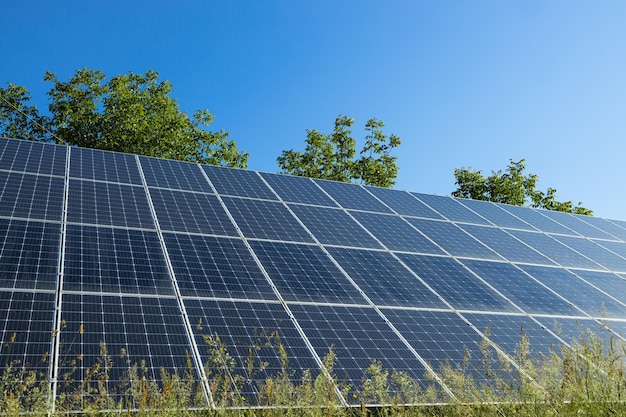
[2,137,626,409]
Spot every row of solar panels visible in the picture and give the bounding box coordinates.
[1,137,626,407]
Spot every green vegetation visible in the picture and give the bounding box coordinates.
[277,115,402,188]
[0,69,248,168]
[1,324,625,416]
[452,158,593,215]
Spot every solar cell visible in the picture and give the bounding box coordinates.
[381,309,489,383]
[289,304,431,401]
[325,247,447,308]
[184,299,320,402]
[250,241,368,304]
[411,193,492,225]
[350,212,445,254]
[139,156,213,192]
[58,294,203,404]
[364,187,444,219]
[577,216,626,241]
[406,218,504,260]
[397,254,515,311]
[461,312,560,357]
[63,225,174,295]
[260,172,338,206]
[455,199,537,230]
[549,235,626,272]
[569,270,626,306]
[0,219,60,291]
[67,180,155,229]
[70,147,142,184]
[460,259,581,316]
[287,204,382,249]
[314,180,392,213]
[457,224,556,266]
[518,265,626,319]
[204,165,277,200]
[538,210,616,240]
[594,240,626,260]
[0,138,66,176]
[0,290,56,374]
[507,230,603,270]
[149,188,238,236]
[222,197,314,242]
[499,205,577,235]
[0,171,64,221]
[163,233,277,300]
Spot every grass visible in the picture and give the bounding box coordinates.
[1,323,626,416]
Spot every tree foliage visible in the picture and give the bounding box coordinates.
[0,68,248,168]
[452,158,593,215]
[277,115,401,187]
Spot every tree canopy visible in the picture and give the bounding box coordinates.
[277,115,401,187]
[0,68,248,168]
[452,158,593,215]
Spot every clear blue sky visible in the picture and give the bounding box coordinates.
[2,1,625,220]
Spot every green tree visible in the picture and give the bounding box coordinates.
[452,158,593,215]
[0,68,248,168]
[277,115,401,187]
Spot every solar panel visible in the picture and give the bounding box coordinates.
[2,136,626,410]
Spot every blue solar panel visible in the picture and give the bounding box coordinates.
[222,197,314,242]
[67,180,155,229]
[499,205,577,235]
[364,187,444,219]
[461,259,581,316]
[549,235,626,272]
[204,165,277,200]
[458,224,556,266]
[70,147,142,184]
[63,225,174,295]
[59,294,203,405]
[260,172,338,206]
[287,204,382,248]
[250,241,368,304]
[289,304,430,401]
[406,218,504,260]
[4,137,626,410]
[350,212,445,254]
[149,188,238,236]
[507,230,604,270]
[397,254,515,311]
[184,299,320,402]
[326,247,447,308]
[0,291,56,374]
[140,156,213,193]
[518,265,626,319]
[455,199,537,230]
[163,233,277,300]
[314,180,392,213]
[0,138,66,176]
[0,219,60,291]
[0,171,64,221]
[411,193,492,225]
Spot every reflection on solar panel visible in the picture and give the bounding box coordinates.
[2,137,626,409]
